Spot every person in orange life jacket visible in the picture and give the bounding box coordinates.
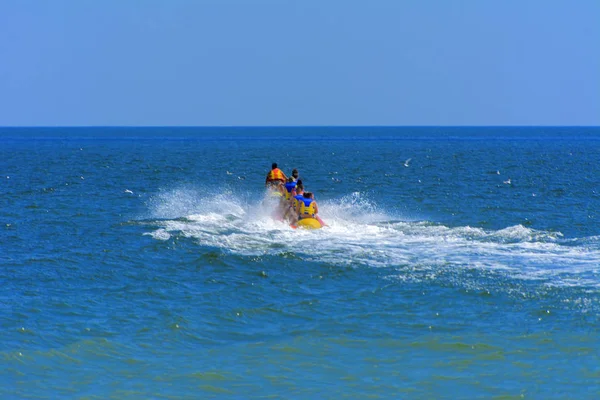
[297,191,326,227]
[265,163,287,188]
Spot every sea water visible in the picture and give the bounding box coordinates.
[2,127,600,398]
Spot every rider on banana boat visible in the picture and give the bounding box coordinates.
[290,168,300,182]
[285,180,304,225]
[297,191,326,227]
[265,163,287,190]
[283,177,297,202]
[280,177,298,220]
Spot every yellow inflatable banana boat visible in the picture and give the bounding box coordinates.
[292,218,323,230]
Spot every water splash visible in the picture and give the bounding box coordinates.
[143,187,600,288]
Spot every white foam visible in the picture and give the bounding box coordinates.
[143,188,600,288]
[143,229,171,241]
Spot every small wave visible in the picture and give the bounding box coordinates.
[493,225,563,243]
[143,229,171,241]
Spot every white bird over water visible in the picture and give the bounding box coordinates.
[124,189,134,194]
[503,178,511,185]
[404,158,412,167]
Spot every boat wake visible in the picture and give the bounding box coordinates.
[141,187,600,289]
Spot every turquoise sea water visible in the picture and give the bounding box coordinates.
[2,127,600,399]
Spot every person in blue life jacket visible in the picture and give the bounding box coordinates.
[285,180,304,224]
[297,191,327,227]
[280,177,297,220]
[283,177,297,202]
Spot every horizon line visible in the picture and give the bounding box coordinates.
[1,125,599,129]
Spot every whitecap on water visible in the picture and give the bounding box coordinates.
[143,229,171,241]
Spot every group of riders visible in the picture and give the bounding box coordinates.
[265,163,326,227]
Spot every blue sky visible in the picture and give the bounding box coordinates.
[1,0,598,126]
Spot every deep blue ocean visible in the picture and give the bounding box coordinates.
[2,127,600,399]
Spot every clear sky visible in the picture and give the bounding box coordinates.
[1,0,598,126]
